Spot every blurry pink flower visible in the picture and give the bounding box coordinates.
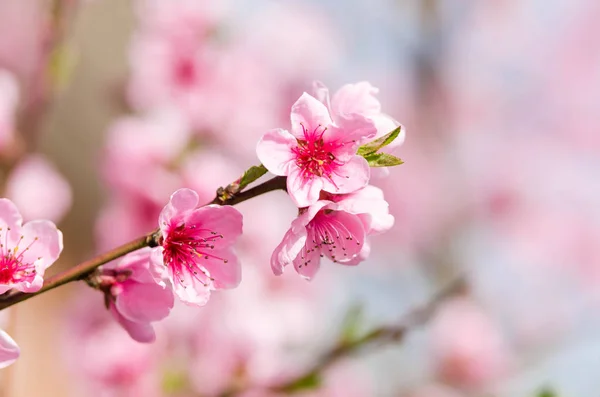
[257,92,375,207]
[404,384,463,397]
[5,154,72,223]
[271,200,366,279]
[430,298,512,390]
[156,188,243,305]
[99,248,174,343]
[0,329,19,368]
[103,111,189,205]
[314,81,405,150]
[0,69,19,151]
[0,198,63,294]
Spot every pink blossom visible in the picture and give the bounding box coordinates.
[99,248,174,343]
[156,188,243,305]
[430,298,512,390]
[0,198,63,294]
[0,328,19,368]
[271,185,393,278]
[271,200,366,279]
[0,69,19,151]
[5,154,72,223]
[314,81,405,150]
[256,92,375,207]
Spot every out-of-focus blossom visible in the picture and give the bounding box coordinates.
[65,292,164,396]
[404,384,463,397]
[0,198,63,294]
[97,248,174,343]
[103,111,189,206]
[0,328,19,369]
[5,154,72,223]
[257,92,374,207]
[156,188,243,305]
[0,69,19,151]
[430,298,512,390]
[271,200,366,279]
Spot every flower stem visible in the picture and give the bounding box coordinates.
[0,176,287,311]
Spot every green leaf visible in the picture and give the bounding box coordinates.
[238,164,268,190]
[536,389,558,397]
[364,153,404,167]
[357,126,402,156]
[161,369,188,394]
[281,372,322,393]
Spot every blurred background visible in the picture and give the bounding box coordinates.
[0,0,599,396]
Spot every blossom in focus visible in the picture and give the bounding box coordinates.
[155,188,243,305]
[5,154,72,223]
[257,91,375,207]
[97,248,174,343]
[0,69,19,151]
[0,198,63,294]
[0,328,19,369]
[271,200,366,279]
[271,185,394,278]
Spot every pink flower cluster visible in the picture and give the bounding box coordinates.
[258,82,402,279]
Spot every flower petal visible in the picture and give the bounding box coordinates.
[115,281,174,323]
[256,128,296,176]
[271,227,308,275]
[0,329,19,369]
[286,166,323,207]
[321,156,370,195]
[159,188,199,230]
[109,305,156,343]
[290,92,333,139]
[169,266,212,306]
[185,204,243,247]
[202,248,241,289]
[20,219,63,273]
[292,243,321,280]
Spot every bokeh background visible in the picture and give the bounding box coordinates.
[0,0,599,396]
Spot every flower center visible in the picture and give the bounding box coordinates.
[0,227,39,285]
[162,222,226,287]
[292,123,341,180]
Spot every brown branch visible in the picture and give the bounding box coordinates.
[269,277,467,394]
[0,176,287,311]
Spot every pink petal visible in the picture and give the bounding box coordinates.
[19,220,63,273]
[330,82,381,120]
[159,188,199,229]
[312,80,331,110]
[109,305,156,343]
[113,247,164,285]
[337,240,371,266]
[115,281,174,323]
[170,267,212,306]
[256,128,296,176]
[0,198,23,232]
[335,186,395,234]
[270,227,308,275]
[292,244,321,280]
[0,329,19,368]
[327,115,377,151]
[321,156,370,195]
[290,92,333,139]
[317,210,366,263]
[290,200,331,234]
[286,166,323,207]
[186,204,243,247]
[202,248,241,289]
